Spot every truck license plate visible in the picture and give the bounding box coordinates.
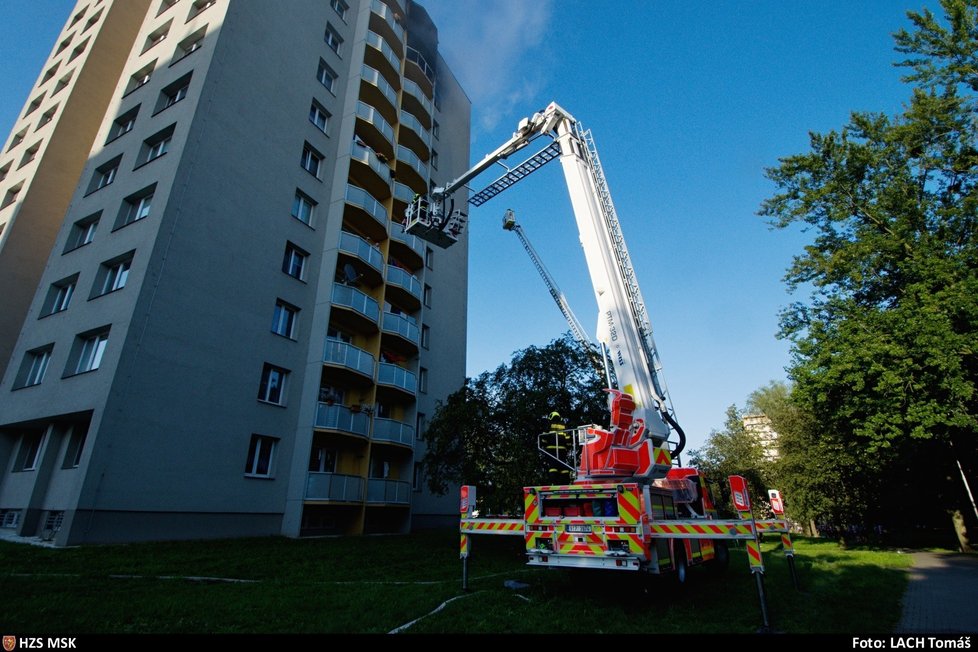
[566,524,592,534]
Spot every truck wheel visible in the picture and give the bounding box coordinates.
[674,546,688,586]
[708,541,730,575]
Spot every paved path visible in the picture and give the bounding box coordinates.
[896,552,978,633]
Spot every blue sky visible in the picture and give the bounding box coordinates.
[0,0,939,452]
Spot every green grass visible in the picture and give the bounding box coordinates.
[0,531,910,633]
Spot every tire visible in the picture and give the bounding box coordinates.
[707,540,730,576]
[673,544,688,586]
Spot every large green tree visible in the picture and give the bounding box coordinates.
[760,0,978,544]
[422,334,607,514]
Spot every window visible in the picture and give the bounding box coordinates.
[316,59,336,93]
[107,106,139,142]
[309,101,329,134]
[68,38,90,63]
[324,24,342,55]
[245,434,278,477]
[2,182,24,209]
[16,345,54,388]
[157,73,191,111]
[52,71,73,96]
[432,120,440,139]
[425,246,433,270]
[330,0,348,20]
[19,432,44,471]
[24,95,44,117]
[116,184,156,228]
[157,0,178,16]
[257,363,289,405]
[291,190,315,225]
[65,211,100,251]
[88,155,122,193]
[69,328,109,375]
[416,412,426,440]
[175,26,206,60]
[188,0,216,19]
[63,425,89,469]
[138,125,174,165]
[413,462,423,491]
[419,367,428,393]
[430,149,438,170]
[282,242,308,280]
[8,128,27,151]
[271,300,299,339]
[18,142,40,169]
[125,61,156,95]
[309,446,336,473]
[300,143,323,178]
[142,20,172,53]
[93,254,133,297]
[41,275,78,316]
[420,324,430,349]
[423,283,431,308]
[36,105,58,130]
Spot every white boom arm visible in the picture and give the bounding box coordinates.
[405,102,685,456]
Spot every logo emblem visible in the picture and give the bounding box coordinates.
[3,635,16,651]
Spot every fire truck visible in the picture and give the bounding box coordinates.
[404,103,793,611]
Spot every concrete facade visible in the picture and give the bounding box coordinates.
[0,0,469,545]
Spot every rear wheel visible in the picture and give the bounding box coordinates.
[673,544,688,585]
[707,540,730,575]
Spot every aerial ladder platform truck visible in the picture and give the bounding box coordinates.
[404,102,796,624]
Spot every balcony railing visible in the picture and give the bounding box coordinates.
[381,311,419,344]
[405,46,435,84]
[356,96,396,148]
[306,472,364,501]
[399,111,431,148]
[371,0,405,44]
[331,283,380,323]
[377,362,416,393]
[339,230,383,272]
[360,67,398,114]
[402,79,433,116]
[366,30,401,73]
[366,478,411,504]
[324,339,375,377]
[386,264,422,300]
[314,402,370,438]
[393,181,414,205]
[351,141,392,188]
[345,184,387,226]
[372,418,415,446]
[396,145,428,182]
[389,226,425,258]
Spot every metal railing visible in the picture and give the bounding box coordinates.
[393,181,414,205]
[345,184,387,226]
[389,225,425,258]
[351,141,392,188]
[405,46,435,84]
[402,79,433,116]
[399,111,431,148]
[314,402,370,437]
[356,94,396,141]
[339,230,383,272]
[366,30,401,73]
[381,311,420,344]
[306,472,365,501]
[366,478,411,504]
[331,283,380,323]
[377,362,417,393]
[370,0,404,43]
[386,264,422,299]
[396,145,428,182]
[323,339,375,377]
[372,418,415,446]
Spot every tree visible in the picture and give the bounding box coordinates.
[422,333,607,514]
[760,0,978,546]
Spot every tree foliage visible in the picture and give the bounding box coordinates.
[760,0,978,539]
[422,334,607,514]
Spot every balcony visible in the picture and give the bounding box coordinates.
[355,97,396,161]
[366,478,411,505]
[398,110,431,159]
[350,141,392,199]
[376,362,416,399]
[385,264,422,309]
[338,230,383,284]
[359,66,398,127]
[381,311,419,354]
[331,283,380,332]
[343,184,387,242]
[395,145,429,194]
[365,30,401,82]
[389,224,425,267]
[401,78,433,125]
[405,46,434,95]
[306,472,365,502]
[376,0,404,16]
[314,402,370,439]
[323,338,375,384]
[372,418,415,447]
[369,0,404,50]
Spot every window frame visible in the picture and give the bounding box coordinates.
[244,434,278,477]
[257,363,289,405]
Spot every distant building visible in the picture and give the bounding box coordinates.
[742,413,779,461]
[0,0,470,545]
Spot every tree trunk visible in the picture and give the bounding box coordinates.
[952,510,974,553]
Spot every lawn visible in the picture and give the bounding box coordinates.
[0,530,910,634]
